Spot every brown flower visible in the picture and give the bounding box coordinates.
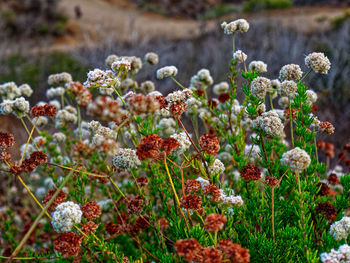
[132,215,150,231]
[317,182,331,196]
[54,232,82,256]
[0,132,15,149]
[316,202,337,222]
[204,213,227,233]
[199,134,220,155]
[29,151,48,165]
[195,89,204,97]
[175,238,203,262]
[240,165,261,182]
[328,173,340,186]
[264,176,279,187]
[82,221,98,234]
[184,179,201,193]
[162,137,180,154]
[208,99,218,109]
[127,196,143,215]
[203,184,221,202]
[202,247,223,263]
[136,177,148,188]
[105,222,123,236]
[81,201,101,221]
[154,96,168,109]
[180,194,202,211]
[319,121,335,134]
[218,93,230,103]
[317,141,326,151]
[136,134,163,161]
[217,240,250,263]
[20,158,37,173]
[44,104,57,117]
[30,105,45,117]
[169,103,187,116]
[42,189,66,212]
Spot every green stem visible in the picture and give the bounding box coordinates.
[232,33,235,53]
[300,69,312,83]
[77,104,82,141]
[288,96,294,148]
[170,76,186,90]
[269,94,274,110]
[109,177,126,198]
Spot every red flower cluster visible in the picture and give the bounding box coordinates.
[14,151,48,174]
[240,165,261,182]
[82,221,98,234]
[184,179,201,193]
[203,184,221,202]
[217,240,250,263]
[136,134,162,160]
[54,232,82,256]
[127,196,144,215]
[136,176,149,188]
[180,194,202,211]
[199,134,220,155]
[42,189,67,212]
[30,104,57,117]
[319,121,335,134]
[175,238,203,262]
[316,202,337,222]
[204,213,227,233]
[0,132,15,150]
[202,247,223,263]
[81,201,101,221]
[162,137,180,154]
[66,81,92,106]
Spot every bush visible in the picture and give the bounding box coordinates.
[243,0,293,11]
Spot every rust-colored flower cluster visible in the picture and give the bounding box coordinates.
[82,221,98,234]
[0,131,15,150]
[204,213,227,233]
[66,81,92,106]
[175,238,203,262]
[136,176,148,188]
[126,93,160,115]
[317,141,334,158]
[184,179,201,193]
[217,240,250,263]
[81,201,101,221]
[240,165,261,182]
[87,96,127,122]
[54,232,82,256]
[264,176,279,188]
[30,104,57,117]
[319,121,335,134]
[199,134,220,155]
[203,184,221,202]
[180,194,202,211]
[127,196,144,215]
[162,137,180,154]
[316,202,337,222]
[12,151,48,174]
[42,189,67,212]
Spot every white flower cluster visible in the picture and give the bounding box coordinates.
[190,69,213,89]
[280,80,298,97]
[0,82,32,100]
[156,66,178,79]
[0,97,30,117]
[209,159,225,175]
[320,244,350,263]
[251,77,271,99]
[111,58,132,72]
[305,89,318,105]
[144,52,159,65]
[46,87,65,99]
[52,132,67,143]
[55,106,77,128]
[112,148,141,170]
[110,56,142,74]
[186,97,202,114]
[140,81,155,93]
[51,201,82,233]
[170,132,191,155]
[252,111,284,137]
[279,64,303,81]
[233,50,247,63]
[329,216,350,241]
[249,61,267,73]
[221,19,249,34]
[158,118,177,135]
[48,72,72,86]
[305,52,331,74]
[166,89,192,104]
[244,144,261,164]
[280,147,311,173]
[213,82,229,95]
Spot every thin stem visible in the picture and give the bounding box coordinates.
[313,127,319,164]
[48,163,108,178]
[170,76,186,90]
[269,94,274,109]
[19,117,31,136]
[300,69,312,83]
[272,187,275,242]
[19,117,38,165]
[77,104,82,141]
[232,33,235,53]
[109,177,126,199]
[288,96,294,148]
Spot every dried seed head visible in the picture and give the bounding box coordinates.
[199,134,220,155]
[81,201,101,221]
[316,202,337,222]
[54,232,82,256]
[180,194,202,211]
[204,213,227,233]
[240,165,261,182]
[319,121,335,134]
[184,179,201,193]
[0,132,15,149]
[175,238,203,262]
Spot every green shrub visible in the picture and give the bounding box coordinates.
[243,0,293,11]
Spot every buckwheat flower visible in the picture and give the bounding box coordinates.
[319,121,335,134]
[13,97,30,117]
[305,52,331,74]
[199,134,220,155]
[19,84,33,97]
[186,97,202,114]
[190,69,213,88]
[175,238,203,262]
[140,80,155,93]
[204,213,227,233]
[81,201,101,221]
[281,147,311,173]
[320,244,350,263]
[196,177,210,189]
[48,72,72,86]
[249,61,267,73]
[329,216,350,241]
[105,54,118,67]
[49,100,61,110]
[169,132,191,155]
[233,50,247,63]
[271,79,281,90]
[54,232,82,256]
[252,111,284,137]
[156,66,178,79]
[0,82,21,100]
[209,159,225,175]
[36,116,48,127]
[222,19,249,34]
[120,78,137,93]
[240,164,261,182]
[111,58,132,72]
[88,120,101,132]
[0,100,14,114]
[221,194,244,207]
[279,64,303,81]
[158,118,176,135]
[251,77,271,99]
[167,89,192,104]
[213,81,229,95]
[53,132,66,143]
[113,148,141,170]
[87,69,106,82]
[144,52,159,65]
[0,132,15,149]
[280,80,298,97]
[278,96,289,109]
[99,86,114,96]
[305,89,318,104]
[51,201,82,233]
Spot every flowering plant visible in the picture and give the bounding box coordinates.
[0,19,349,263]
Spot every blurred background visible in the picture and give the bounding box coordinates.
[0,0,349,151]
